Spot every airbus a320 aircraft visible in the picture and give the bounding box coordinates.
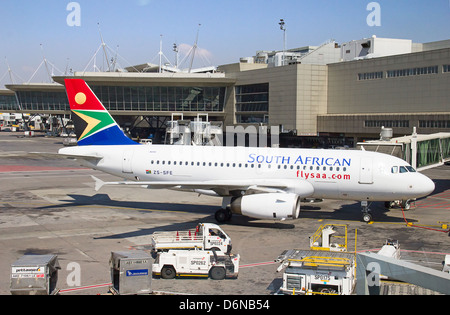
[56,79,435,223]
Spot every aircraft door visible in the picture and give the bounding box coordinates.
[359,158,373,184]
[122,150,134,174]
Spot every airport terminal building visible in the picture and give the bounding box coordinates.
[1,36,449,147]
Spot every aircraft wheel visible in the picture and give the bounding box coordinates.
[401,200,411,210]
[225,207,232,221]
[215,209,231,223]
[362,213,372,223]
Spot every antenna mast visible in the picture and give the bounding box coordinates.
[5,58,14,84]
[40,44,52,82]
[98,23,111,71]
[173,43,179,70]
[189,24,201,73]
[159,34,163,73]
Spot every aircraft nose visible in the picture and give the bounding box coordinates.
[419,176,435,197]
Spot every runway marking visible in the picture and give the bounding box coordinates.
[240,261,277,268]
[415,190,450,210]
[59,283,111,294]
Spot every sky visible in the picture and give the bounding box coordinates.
[0,0,449,87]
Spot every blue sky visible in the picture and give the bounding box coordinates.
[0,0,449,87]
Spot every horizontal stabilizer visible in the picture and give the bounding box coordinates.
[91,176,105,191]
[30,152,103,161]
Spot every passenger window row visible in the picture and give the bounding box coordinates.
[151,160,262,168]
[150,160,348,172]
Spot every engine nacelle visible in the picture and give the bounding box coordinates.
[230,193,300,220]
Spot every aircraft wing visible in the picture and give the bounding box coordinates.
[92,176,291,194]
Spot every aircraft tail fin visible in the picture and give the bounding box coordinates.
[64,79,138,146]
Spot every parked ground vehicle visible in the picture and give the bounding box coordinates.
[152,248,240,280]
[276,250,356,295]
[151,223,232,254]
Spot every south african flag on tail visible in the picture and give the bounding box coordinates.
[64,79,138,146]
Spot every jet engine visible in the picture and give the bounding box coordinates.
[230,193,301,220]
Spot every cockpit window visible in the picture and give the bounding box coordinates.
[406,166,416,172]
[392,165,416,174]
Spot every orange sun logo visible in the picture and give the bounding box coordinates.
[75,92,87,105]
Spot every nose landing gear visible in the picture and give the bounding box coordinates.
[361,201,373,223]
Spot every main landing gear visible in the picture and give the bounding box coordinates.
[215,207,232,223]
[215,197,233,223]
[361,201,373,223]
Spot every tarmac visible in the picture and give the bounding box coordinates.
[0,131,449,295]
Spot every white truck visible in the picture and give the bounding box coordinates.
[151,223,232,254]
[276,250,356,295]
[153,248,240,280]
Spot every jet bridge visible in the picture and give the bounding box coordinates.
[165,113,223,146]
[357,128,450,171]
[356,251,450,295]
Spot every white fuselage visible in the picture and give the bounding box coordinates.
[59,144,435,202]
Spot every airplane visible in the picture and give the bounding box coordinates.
[54,79,435,223]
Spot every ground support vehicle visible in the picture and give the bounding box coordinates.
[151,223,232,254]
[276,250,356,295]
[152,248,239,280]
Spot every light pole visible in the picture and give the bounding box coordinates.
[173,43,179,70]
[279,19,286,66]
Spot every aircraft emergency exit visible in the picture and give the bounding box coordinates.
[57,79,435,223]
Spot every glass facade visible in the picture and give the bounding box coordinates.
[91,85,226,112]
[417,139,442,169]
[12,85,226,113]
[0,93,19,111]
[15,91,69,111]
[235,83,269,124]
